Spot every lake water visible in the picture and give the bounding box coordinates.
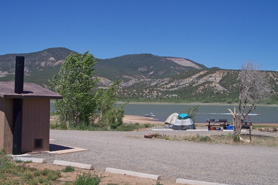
[50,102,278,123]
[122,103,278,124]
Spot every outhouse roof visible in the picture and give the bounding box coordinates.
[0,82,62,99]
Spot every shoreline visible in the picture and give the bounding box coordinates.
[123,114,278,126]
[118,101,278,107]
[123,115,164,125]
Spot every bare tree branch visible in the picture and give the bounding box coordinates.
[234,62,272,137]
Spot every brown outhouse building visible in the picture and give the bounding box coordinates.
[0,57,62,154]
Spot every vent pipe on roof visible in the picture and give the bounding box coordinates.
[13,56,24,154]
[14,56,24,94]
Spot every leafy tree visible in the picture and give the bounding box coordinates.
[50,51,99,127]
[95,80,125,129]
[185,105,199,123]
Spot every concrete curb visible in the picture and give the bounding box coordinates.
[186,129,209,132]
[13,157,46,163]
[49,147,87,155]
[152,128,173,131]
[105,167,161,180]
[53,160,94,170]
[176,178,228,185]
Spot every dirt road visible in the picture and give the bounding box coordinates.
[25,129,278,185]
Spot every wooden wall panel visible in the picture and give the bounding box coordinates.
[0,98,14,154]
[21,99,50,153]
[4,99,14,154]
[0,98,4,151]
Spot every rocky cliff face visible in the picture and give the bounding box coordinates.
[166,57,203,69]
[96,69,278,102]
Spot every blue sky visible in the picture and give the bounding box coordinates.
[1,0,277,70]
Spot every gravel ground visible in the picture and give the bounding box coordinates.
[29,129,278,185]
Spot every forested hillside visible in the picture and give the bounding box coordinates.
[1,48,277,103]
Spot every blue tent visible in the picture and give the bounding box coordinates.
[173,113,196,130]
[178,113,190,119]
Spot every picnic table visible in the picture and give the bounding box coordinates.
[206,119,229,130]
[206,119,252,130]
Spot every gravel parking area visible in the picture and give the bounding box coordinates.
[30,129,278,185]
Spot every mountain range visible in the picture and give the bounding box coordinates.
[0,47,277,103]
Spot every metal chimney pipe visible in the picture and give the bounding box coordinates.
[14,56,24,94]
[13,56,24,155]
[13,99,23,154]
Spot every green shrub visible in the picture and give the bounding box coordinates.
[50,122,57,129]
[186,105,199,123]
[62,166,75,173]
[164,135,171,140]
[23,172,34,181]
[74,173,101,185]
[50,112,57,116]
[58,121,68,130]
[46,170,61,181]
[115,123,140,131]
[74,122,89,130]
[155,181,164,185]
[101,105,124,129]
[233,133,240,142]
[37,176,46,184]
[34,168,61,181]
[0,153,62,185]
[195,134,211,142]
[144,123,152,128]
[0,149,5,155]
[16,165,28,173]
[198,135,211,142]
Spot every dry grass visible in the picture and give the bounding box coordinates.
[152,133,278,147]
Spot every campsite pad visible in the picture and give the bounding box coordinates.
[152,128,208,132]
